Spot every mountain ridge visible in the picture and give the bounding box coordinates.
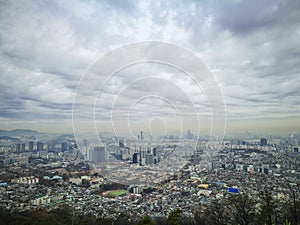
[0,129,42,136]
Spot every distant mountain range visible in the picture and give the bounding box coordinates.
[0,129,42,137]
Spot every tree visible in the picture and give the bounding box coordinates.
[179,215,195,225]
[167,209,182,225]
[226,193,256,225]
[30,209,58,225]
[115,212,132,225]
[134,215,154,225]
[205,201,230,225]
[285,187,300,225]
[257,189,277,225]
[154,216,168,225]
[193,207,206,225]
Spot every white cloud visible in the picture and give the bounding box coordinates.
[0,0,299,134]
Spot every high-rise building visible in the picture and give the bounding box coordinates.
[152,147,158,164]
[119,140,124,148]
[15,143,21,152]
[186,129,193,139]
[47,143,53,151]
[260,138,267,146]
[145,154,153,165]
[132,152,138,164]
[153,148,157,157]
[147,146,151,154]
[37,142,44,151]
[83,139,88,147]
[61,142,68,152]
[21,143,26,152]
[29,141,34,151]
[91,146,106,163]
[139,146,142,166]
[196,141,204,154]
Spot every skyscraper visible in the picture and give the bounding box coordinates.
[139,146,142,166]
[15,143,21,152]
[153,147,157,157]
[260,138,267,146]
[21,143,26,152]
[132,152,138,164]
[29,141,34,151]
[61,142,68,152]
[83,139,88,147]
[37,142,44,151]
[119,140,124,148]
[145,154,153,165]
[91,146,106,163]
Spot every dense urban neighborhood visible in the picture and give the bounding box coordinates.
[2,0,300,224]
[0,130,299,224]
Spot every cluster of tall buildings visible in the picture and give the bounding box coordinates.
[87,143,159,166]
[132,145,158,166]
[85,131,163,166]
[15,141,44,152]
[13,141,74,153]
[89,146,107,163]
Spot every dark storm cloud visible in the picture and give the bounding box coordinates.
[212,0,280,33]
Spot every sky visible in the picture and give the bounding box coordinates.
[0,0,300,136]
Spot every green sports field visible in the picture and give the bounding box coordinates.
[108,189,127,197]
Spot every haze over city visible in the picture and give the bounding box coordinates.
[1,2,300,225]
[0,0,300,135]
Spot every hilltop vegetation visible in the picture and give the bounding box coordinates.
[0,191,299,225]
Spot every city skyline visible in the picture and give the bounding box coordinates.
[0,0,300,135]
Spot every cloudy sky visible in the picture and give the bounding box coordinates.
[0,0,300,135]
